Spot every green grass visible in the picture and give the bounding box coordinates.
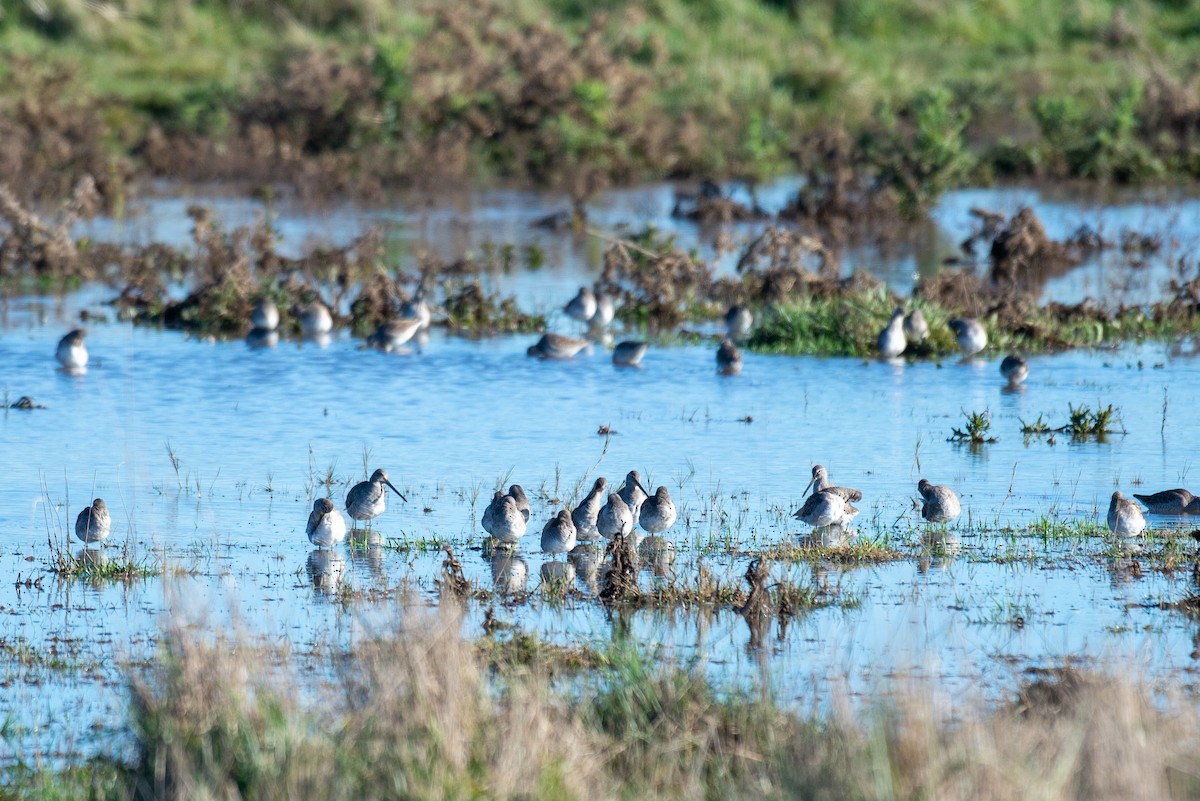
[750,288,1200,358]
[4,0,1200,203]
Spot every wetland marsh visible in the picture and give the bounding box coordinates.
[2,180,1200,799]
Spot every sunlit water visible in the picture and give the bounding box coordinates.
[2,181,1200,764]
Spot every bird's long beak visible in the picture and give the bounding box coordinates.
[635,478,650,497]
[384,479,408,503]
[801,476,817,498]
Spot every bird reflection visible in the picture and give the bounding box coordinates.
[490,551,529,595]
[307,549,346,595]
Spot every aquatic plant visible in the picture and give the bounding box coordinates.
[949,409,998,445]
[1021,403,1124,441]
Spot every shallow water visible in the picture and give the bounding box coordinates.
[2,181,1200,763]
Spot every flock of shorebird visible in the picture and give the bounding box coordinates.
[69,463,1188,552]
[876,305,1028,386]
[54,283,1185,554]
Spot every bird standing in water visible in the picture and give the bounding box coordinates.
[306,498,347,548]
[345,468,407,529]
[75,498,110,544]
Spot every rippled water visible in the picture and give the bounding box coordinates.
[2,181,1200,763]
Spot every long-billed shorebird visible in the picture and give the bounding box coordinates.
[717,338,743,375]
[572,477,608,542]
[306,497,347,548]
[793,490,859,528]
[56,329,89,370]
[565,287,597,323]
[612,340,648,367]
[1108,491,1147,538]
[725,305,753,340]
[618,470,648,524]
[877,307,907,358]
[597,493,634,540]
[75,498,110,544]
[1000,354,1029,385]
[903,308,928,344]
[1134,488,1200,515]
[802,466,862,502]
[917,479,961,524]
[948,317,987,357]
[345,468,406,529]
[638,486,677,535]
[527,333,590,360]
[251,298,279,332]
[541,509,577,556]
[483,492,527,545]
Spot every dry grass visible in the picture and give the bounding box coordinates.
[26,607,1197,800]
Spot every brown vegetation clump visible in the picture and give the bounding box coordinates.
[407,3,672,203]
[988,207,1079,288]
[141,49,386,201]
[598,238,713,331]
[0,176,103,280]
[780,129,905,243]
[0,61,129,209]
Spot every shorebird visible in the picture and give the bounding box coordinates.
[572,477,608,542]
[296,301,334,335]
[917,479,961,524]
[1108,491,1147,538]
[483,493,527,545]
[903,308,929,343]
[507,484,531,523]
[591,292,615,327]
[75,498,110,544]
[344,468,406,528]
[638,486,677,535]
[366,318,422,353]
[527,333,590,360]
[793,490,859,528]
[618,470,648,524]
[717,338,743,375]
[1000,354,1029,385]
[876,307,907,359]
[565,287,597,323]
[612,340,647,367]
[56,329,89,370]
[597,493,634,540]
[725,305,753,339]
[802,466,862,502]
[541,509,577,556]
[306,497,347,548]
[948,317,988,357]
[1134,488,1200,515]
[400,286,432,330]
[251,298,279,331]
